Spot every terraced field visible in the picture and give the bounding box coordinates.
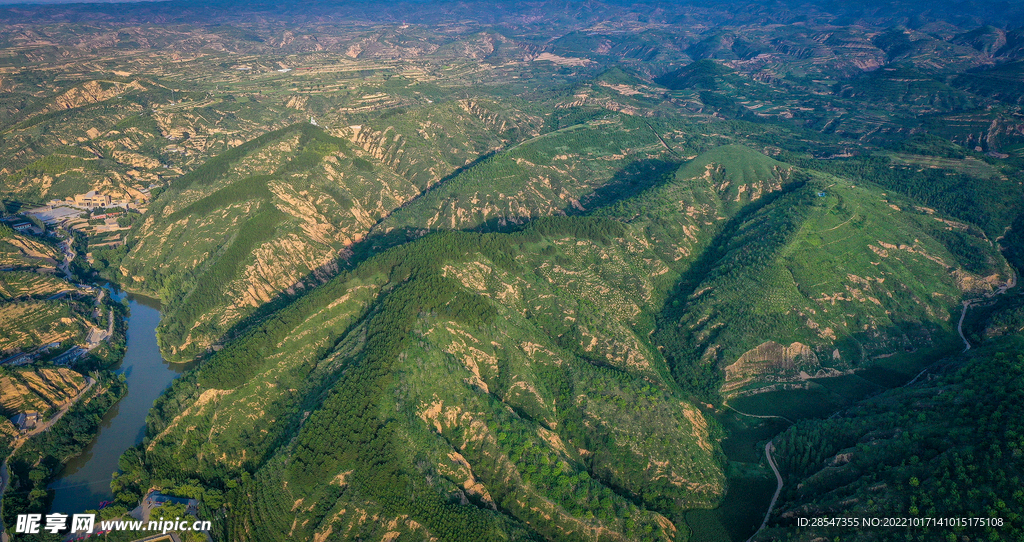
[0,271,74,300]
[0,301,88,353]
[0,367,88,418]
[0,231,60,271]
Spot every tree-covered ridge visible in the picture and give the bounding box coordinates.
[588,145,1009,400]
[109,123,414,360]
[374,111,672,233]
[129,225,723,542]
[110,144,1008,541]
[654,166,1008,400]
[107,91,558,361]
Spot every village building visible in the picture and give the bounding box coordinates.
[10,411,41,432]
[47,190,149,212]
[140,492,200,523]
[1,352,32,366]
[53,347,86,366]
[74,190,112,208]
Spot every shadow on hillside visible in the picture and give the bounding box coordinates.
[196,156,687,362]
[651,177,808,401]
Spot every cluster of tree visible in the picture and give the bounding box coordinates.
[132,212,725,540]
[168,123,302,193]
[159,206,284,357]
[166,175,274,222]
[5,154,102,185]
[654,180,815,402]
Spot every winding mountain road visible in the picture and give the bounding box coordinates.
[747,441,784,542]
[957,300,973,353]
[955,266,1017,354]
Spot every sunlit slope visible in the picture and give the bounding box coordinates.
[0,367,88,417]
[0,230,93,353]
[136,224,727,542]
[124,144,1006,541]
[0,229,60,271]
[113,96,538,360]
[374,112,675,234]
[130,147,805,541]
[111,123,415,359]
[655,168,1009,399]
[0,76,293,200]
[0,269,92,354]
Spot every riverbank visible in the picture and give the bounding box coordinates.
[47,289,192,517]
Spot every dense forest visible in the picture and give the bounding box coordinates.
[761,335,1024,542]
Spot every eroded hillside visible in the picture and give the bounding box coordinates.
[0,367,87,417]
[123,145,1008,541]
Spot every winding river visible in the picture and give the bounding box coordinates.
[47,287,188,516]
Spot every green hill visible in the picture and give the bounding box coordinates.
[656,169,1007,399]
[114,144,1010,541]
[655,60,737,91]
[373,112,674,236]
[110,95,545,360]
[953,60,1024,105]
[111,123,421,360]
[131,223,727,542]
[837,64,976,111]
[0,229,60,271]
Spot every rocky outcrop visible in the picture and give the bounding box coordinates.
[723,341,821,396]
